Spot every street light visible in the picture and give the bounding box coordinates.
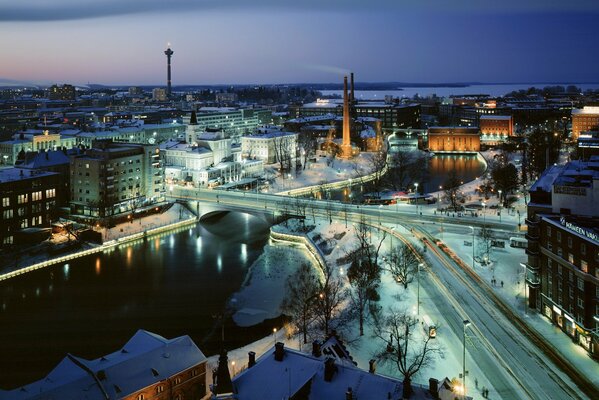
[481,201,486,224]
[414,183,419,214]
[273,327,277,345]
[498,190,502,222]
[378,204,383,225]
[468,226,475,269]
[463,320,471,399]
[417,263,424,315]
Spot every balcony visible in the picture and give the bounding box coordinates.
[525,232,538,241]
[525,217,538,226]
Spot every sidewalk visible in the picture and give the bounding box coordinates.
[434,225,599,389]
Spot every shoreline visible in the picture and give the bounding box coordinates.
[0,215,197,282]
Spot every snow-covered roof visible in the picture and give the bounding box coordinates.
[479,115,512,120]
[572,106,599,115]
[531,160,599,192]
[286,114,336,123]
[244,131,297,140]
[3,330,206,400]
[232,344,438,400]
[0,168,59,184]
[15,150,71,169]
[530,164,563,192]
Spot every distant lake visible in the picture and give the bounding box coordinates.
[321,83,599,99]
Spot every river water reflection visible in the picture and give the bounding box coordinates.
[0,212,275,389]
[322,154,486,201]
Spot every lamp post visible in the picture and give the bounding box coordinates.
[417,263,424,315]
[378,204,383,225]
[273,327,277,346]
[481,201,486,224]
[463,320,471,399]
[498,190,502,222]
[414,183,419,214]
[468,226,475,269]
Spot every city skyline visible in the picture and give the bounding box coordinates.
[1,0,599,85]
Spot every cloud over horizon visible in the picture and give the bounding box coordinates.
[2,0,599,22]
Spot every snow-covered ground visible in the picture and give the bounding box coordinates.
[266,152,376,193]
[211,217,493,399]
[430,223,599,390]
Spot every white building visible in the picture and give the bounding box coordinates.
[161,130,263,187]
[241,130,298,164]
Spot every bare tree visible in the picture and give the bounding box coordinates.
[273,135,293,173]
[280,263,320,344]
[385,243,421,290]
[346,218,386,336]
[443,170,465,211]
[387,149,426,191]
[477,225,494,265]
[373,308,443,399]
[297,132,317,170]
[367,149,388,196]
[314,263,348,336]
[294,197,307,230]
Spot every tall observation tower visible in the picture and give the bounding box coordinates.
[164,44,174,96]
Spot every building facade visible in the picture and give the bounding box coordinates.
[0,168,60,246]
[479,115,513,145]
[48,84,76,101]
[525,158,599,357]
[183,108,272,143]
[70,141,165,218]
[426,127,480,153]
[241,130,298,164]
[291,100,420,131]
[572,106,599,141]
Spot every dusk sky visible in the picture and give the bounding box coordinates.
[1,0,599,85]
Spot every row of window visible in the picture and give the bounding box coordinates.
[3,190,56,207]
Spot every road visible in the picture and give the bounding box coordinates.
[168,187,597,399]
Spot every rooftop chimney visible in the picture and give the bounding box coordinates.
[369,359,376,374]
[248,351,256,368]
[345,387,353,400]
[215,350,233,395]
[429,378,439,399]
[312,341,322,357]
[274,342,285,362]
[324,357,336,382]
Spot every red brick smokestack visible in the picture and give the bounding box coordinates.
[350,72,355,103]
[340,76,352,158]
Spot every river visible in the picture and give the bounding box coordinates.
[0,211,284,389]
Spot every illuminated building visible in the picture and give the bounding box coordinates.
[69,140,165,218]
[525,158,599,356]
[479,115,513,145]
[426,127,480,153]
[572,106,599,141]
[0,168,60,246]
[48,84,76,101]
